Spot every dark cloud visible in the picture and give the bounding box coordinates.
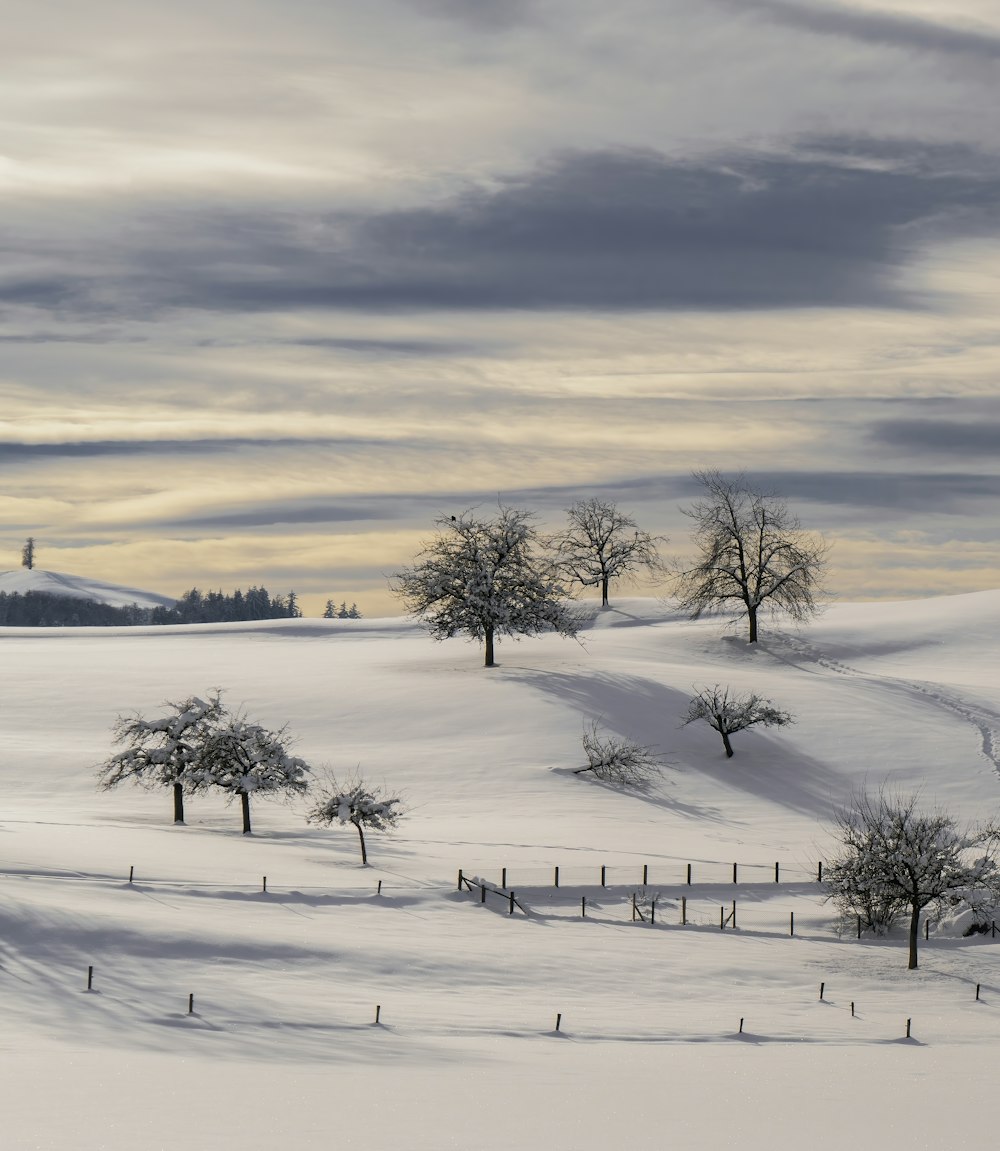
[288,336,473,356]
[6,139,1000,319]
[712,0,1000,63]
[869,419,1000,456]
[398,0,534,29]
[0,438,366,462]
[172,503,390,529]
[732,470,1000,514]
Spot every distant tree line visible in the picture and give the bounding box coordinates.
[0,586,314,627]
[323,599,362,619]
[0,591,154,627]
[152,586,303,624]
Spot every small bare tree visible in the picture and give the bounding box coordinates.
[306,773,404,864]
[21,537,35,570]
[824,789,1000,969]
[673,470,827,642]
[97,692,226,823]
[194,716,311,834]
[575,720,662,787]
[552,498,665,608]
[682,684,792,758]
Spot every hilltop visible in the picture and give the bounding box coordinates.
[0,567,175,610]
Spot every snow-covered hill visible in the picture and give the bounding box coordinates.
[2,593,999,1149]
[0,567,175,609]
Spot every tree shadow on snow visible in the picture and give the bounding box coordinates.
[521,669,841,820]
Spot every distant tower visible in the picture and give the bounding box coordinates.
[21,537,35,569]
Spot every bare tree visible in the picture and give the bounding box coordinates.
[391,505,578,667]
[306,772,404,864]
[674,470,827,642]
[682,684,792,758]
[21,538,35,570]
[824,789,1000,969]
[552,498,665,608]
[194,715,311,834]
[97,692,226,823]
[575,720,662,787]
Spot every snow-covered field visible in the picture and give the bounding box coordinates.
[3,592,1000,1150]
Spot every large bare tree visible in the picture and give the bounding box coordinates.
[552,498,664,608]
[391,505,578,667]
[674,470,827,642]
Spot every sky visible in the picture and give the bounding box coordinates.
[2,0,999,616]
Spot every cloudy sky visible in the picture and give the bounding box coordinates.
[3,0,999,615]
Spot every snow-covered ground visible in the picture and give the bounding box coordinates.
[0,567,176,609]
[3,592,1000,1149]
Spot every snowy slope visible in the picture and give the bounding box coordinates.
[0,567,175,609]
[1,594,999,1150]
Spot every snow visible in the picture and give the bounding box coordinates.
[2,592,1000,1148]
[0,567,176,609]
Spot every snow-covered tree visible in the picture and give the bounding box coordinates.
[194,716,311,834]
[97,692,226,823]
[21,537,35,569]
[673,470,827,642]
[682,684,792,758]
[552,498,664,608]
[824,789,1000,969]
[391,505,578,667]
[306,773,404,864]
[575,720,662,787]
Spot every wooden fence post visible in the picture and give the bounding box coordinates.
[581,896,586,918]
[188,993,194,1015]
[857,915,862,939]
[819,982,825,1001]
[87,965,93,991]
[480,883,486,904]
[128,865,134,884]
[681,896,687,925]
[501,867,507,889]
[817,861,823,882]
[509,891,515,915]
[686,863,692,885]
[457,869,464,891]
[262,876,267,893]
[720,905,725,930]
[601,865,606,887]
[642,864,648,885]
[790,911,794,937]
[554,866,559,889]
[774,861,780,884]
[733,862,738,884]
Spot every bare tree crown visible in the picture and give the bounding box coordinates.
[552,498,664,607]
[674,470,827,642]
[391,504,578,666]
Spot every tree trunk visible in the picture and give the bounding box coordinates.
[173,782,185,824]
[241,791,252,835]
[601,576,609,607]
[484,627,495,668]
[721,731,735,758]
[908,902,920,969]
[748,605,758,644]
[355,819,368,865]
